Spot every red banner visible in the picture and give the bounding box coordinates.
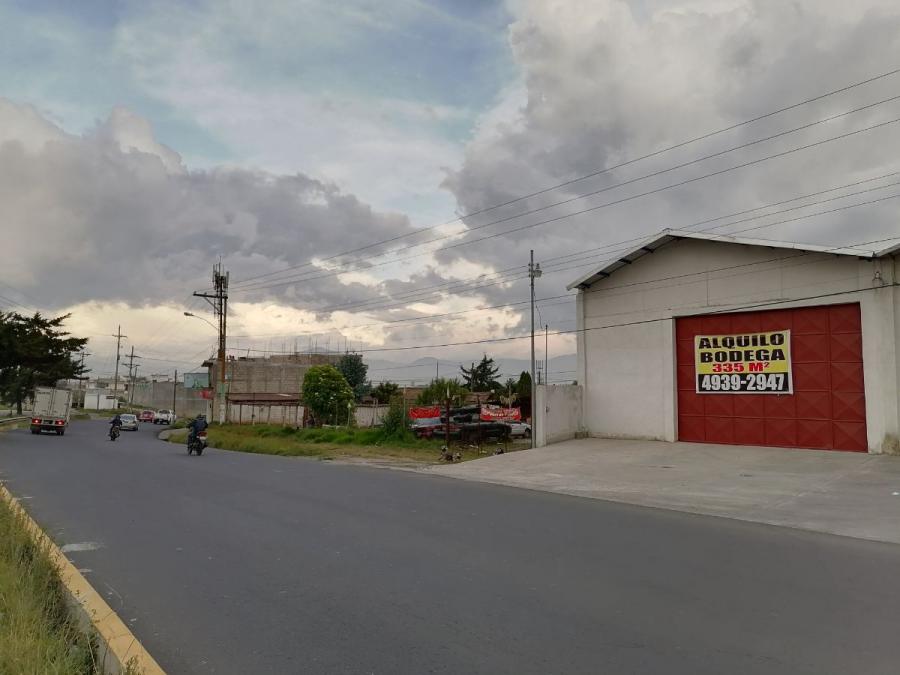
[200,388,214,400]
[408,406,441,419]
[480,405,521,421]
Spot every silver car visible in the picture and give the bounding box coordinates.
[506,421,532,438]
[119,413,139,431]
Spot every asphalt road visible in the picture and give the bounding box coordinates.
[1,420,899,674]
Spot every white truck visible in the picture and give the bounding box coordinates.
[153,409,176,425]
[30,387,72,435]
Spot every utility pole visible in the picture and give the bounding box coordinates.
[444,384,451,459]
[173,369,178,416]
[111,325,126,406]
[545,324,549,386]
[124,346,141,406]
[528,251,542,449]
[78,350,90,409]
[194,262,229,424]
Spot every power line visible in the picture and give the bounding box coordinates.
[539,169,900,267]
[230,66,900,289]
[232,113,900,295]
[226,224,899,347]
[329,284,900,354]
[223,232,900,356]
[262,182,899,322]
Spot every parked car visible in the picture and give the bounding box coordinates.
[457,421,511,444]
[119,414,139,431]
[507,421,532,439]
[138,410,155,422]
[411,417,456,439]
[154,409,176,425]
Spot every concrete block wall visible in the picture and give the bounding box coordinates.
[534,384,583,447]
[130,382,209,418]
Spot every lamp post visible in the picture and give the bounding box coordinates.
[184,311,218,332]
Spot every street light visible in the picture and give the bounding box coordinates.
[183,311,218,332]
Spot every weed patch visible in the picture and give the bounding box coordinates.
[165,423,516,463]
[0,497,97,673]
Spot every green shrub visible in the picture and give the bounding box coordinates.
[378,396,412,442]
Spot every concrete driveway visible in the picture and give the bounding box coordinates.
[428,438,900,544]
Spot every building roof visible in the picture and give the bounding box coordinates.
[567,229,899,290]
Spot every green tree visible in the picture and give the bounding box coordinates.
[371,381,400,404]
[337,353,369,400]
[415,378,469,406]
[460,354,501,392]
[302,365,355,426]
[0,313,87,414]
[516,371,532,399]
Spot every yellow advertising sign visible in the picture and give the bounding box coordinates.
[694,330,792,394]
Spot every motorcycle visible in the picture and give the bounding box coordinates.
[109,425,121,441]
[187,430,207,456]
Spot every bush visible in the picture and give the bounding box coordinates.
[378,396,411,441]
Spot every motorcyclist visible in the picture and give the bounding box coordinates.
[109,414,123,439]
[187,414,208,446]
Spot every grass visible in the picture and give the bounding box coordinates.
[166,424,518,463]
[0,497,97,674]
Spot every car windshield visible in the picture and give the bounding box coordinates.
[120,415,136,421]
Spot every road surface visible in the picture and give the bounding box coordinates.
[1,419,899,674]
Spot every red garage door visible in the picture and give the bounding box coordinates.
[676,303,867,452]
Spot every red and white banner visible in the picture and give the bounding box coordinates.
[408,406,441,419]
[480,405,521,421]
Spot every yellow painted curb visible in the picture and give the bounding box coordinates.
[0,484,166,675]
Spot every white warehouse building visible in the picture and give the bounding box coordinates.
[554,229,900,454]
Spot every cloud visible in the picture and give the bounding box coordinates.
[441,0,900,295]
[0,99,416,312]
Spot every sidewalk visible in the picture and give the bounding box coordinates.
[426,438,900,544]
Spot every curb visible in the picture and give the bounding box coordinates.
[0,484,166,675]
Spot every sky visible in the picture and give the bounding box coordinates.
[1,0,900,380]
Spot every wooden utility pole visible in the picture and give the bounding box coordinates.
[124,346,141,405]
[194,262,229,424]
[111,325,126,404]
[173,369,178,416]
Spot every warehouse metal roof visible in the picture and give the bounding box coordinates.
[566,229,899,290]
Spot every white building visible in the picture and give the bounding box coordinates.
[84,389,119,410]
[542,230,899,454]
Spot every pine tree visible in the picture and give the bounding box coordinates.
[459,354,501,392]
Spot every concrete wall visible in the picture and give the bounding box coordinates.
[534,384,583,447]
[229,404,303,425]
[356,405,389,428]
[576,238,900,452]
[130,381,210,418]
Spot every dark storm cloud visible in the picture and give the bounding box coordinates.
[0,100,414,311]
